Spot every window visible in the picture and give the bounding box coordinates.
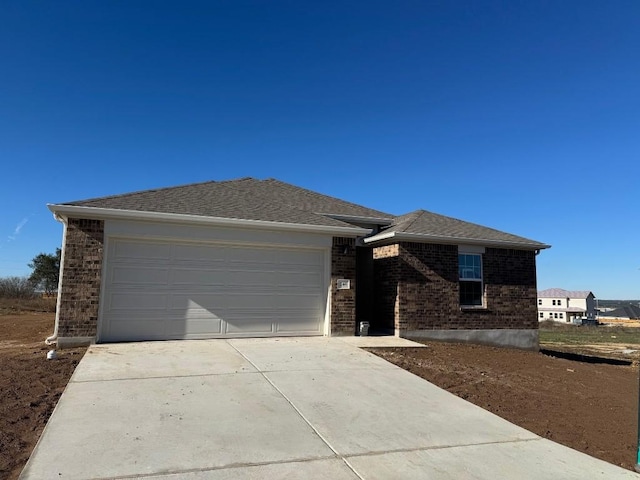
[552,300,556,306]
[554,313,558,319]
[557,299,562,306]
[459,254,483,306]
[559,313,563,318]
[539,312,544,318]
[538,299,542,305]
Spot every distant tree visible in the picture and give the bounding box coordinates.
[28,248,61,295]
[0,276,36,298]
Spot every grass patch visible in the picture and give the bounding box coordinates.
[0,296,57,315]
[539,321,640,345]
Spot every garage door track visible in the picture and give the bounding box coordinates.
[20,338,639,479]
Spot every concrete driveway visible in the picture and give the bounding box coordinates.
[21,337,639,479]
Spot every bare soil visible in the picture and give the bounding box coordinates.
[368,342,639,471]
[0,313,85,480]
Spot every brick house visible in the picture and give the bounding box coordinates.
[47,178,549,350]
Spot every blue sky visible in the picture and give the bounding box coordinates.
[1,1,638,298]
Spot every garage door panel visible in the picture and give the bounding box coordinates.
[273,294,323,310]
[108,293,168,310]
[166,318,223,336]
[107,318,166,339]
[171,268,228,286]
[169,294,227,311]
[173,244,230,262]
[114,241,172,261]
[224,316,276,334]
[225,293,278,309]
[111,266,170,285]
[276,317,322,333]
[101,238,326,341]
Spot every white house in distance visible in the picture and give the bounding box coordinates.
[537,288,597,323]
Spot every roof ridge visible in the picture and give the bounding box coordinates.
[263,179,394,217]
[396,210,424,233]
[61,177,256,205]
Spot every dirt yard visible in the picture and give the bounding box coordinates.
[2,315,639,477]
[368,343,639,471]
[0,314,85,480]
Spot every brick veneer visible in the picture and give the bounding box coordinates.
[57,218,104,340]
[373,242,538,333]
[331,237,357,335]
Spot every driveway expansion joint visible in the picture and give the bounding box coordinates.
[343,436,544,460]
[94,454,341,480]
[227,341,366,479]
[70,370,259,383]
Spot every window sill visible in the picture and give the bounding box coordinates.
[460,306,489,312]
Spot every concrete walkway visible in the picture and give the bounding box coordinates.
[21,337,640,479]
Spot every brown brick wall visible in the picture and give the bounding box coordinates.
[373,242,538,333]
[397,243,460,331]
[331,237,357,335]
[57,218,104,339]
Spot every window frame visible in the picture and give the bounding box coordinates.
[458,253,484,307]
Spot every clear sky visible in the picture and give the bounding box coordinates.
[1,1,638,299]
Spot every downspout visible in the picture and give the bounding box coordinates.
[46,214,68,346]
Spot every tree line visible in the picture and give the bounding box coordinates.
[0,250,61,298]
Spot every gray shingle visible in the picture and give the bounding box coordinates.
[381,209,548,248]
[538,288,593,299]
[61,178,392,228]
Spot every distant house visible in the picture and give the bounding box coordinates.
[537,288,596,323]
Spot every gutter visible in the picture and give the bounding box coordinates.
[362,230,551,251]
[46,213,67,346]
[47,204,370,237]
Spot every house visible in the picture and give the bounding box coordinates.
[537,288,596,323]
[47,178,550,350]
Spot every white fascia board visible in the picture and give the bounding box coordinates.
[363,231,551,250]
[47,204,370,236]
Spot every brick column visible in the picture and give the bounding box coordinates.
[330,237,357,335]
[57,218,104,344]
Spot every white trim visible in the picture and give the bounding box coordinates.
[363,231,550,250]
[458,244,486,254]
[48,204,370,236]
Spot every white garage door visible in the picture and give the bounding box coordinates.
[100,238,327,341]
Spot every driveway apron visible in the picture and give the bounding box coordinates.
[20,338,640,479]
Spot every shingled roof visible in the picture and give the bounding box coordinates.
[50,179,549,249]
[55,178,393,229]
[538,288,594,299]
[363,209,549,250]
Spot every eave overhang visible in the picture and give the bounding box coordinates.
[362,230,551,251]
[47,204,371,236]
